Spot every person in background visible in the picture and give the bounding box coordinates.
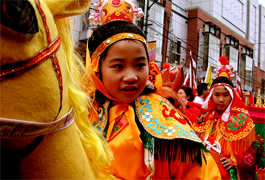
[193,56,262,180]
[178,85,201,124]
[194,83,209,105]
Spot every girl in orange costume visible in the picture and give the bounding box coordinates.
[82,4,221,178]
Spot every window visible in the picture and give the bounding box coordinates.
[168,41,181,65]
[244,55,253,91]
[203,33,220,72]
[225,46,238,71]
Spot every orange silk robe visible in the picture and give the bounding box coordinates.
[90,93,221,179]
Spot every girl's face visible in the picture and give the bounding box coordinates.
[178,89,189,100]
[212,86,232,114]
[101,40,149,103]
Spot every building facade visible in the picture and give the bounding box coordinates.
[73,0,265,102]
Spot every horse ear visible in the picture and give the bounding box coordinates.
[172,66,184,92]
[44,0,91,18]
[161,69,170,83]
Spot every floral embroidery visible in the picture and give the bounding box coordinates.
[93,102,108,131]
[115,11,121,17]
[97,114,105,124]
[244,154,255,166]
[136,94,202,142]
[142,112,153,122]
[164,126,175,136]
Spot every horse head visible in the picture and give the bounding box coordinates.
[0,0,111,178]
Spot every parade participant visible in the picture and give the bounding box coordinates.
[193,56,261,179]
[194,83,209,104]
[81,0,221,179]
[178,85,202,124]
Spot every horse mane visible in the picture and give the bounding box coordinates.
[54,17,113,178]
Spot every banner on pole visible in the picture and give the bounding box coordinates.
[205,63,212,87]
[148,41,156,62]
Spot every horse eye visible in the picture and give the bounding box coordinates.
[1,0,38,34]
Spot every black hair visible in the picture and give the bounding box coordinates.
[196,83,208,95]
[88,21,148,58]
[212,77,234,88]
[181,85,194,102]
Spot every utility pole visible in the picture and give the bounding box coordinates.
[144,0,158,37]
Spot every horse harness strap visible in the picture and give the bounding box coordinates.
[0,108,74,139]
[1,0,64,121]
[0,36,61,81]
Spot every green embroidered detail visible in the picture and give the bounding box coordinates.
[251,140,261,151]
[113,125,120,132]
[227,113,246,131]
[211,121,217,134]
[197,112,207,124]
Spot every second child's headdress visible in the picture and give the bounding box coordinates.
[214,56,235,79]
[203,56,236,122]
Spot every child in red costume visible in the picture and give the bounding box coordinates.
[193,56,262,179]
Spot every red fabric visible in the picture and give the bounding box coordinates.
[185,101,201,124]
[247,106,265,124]
[234,143,260,180]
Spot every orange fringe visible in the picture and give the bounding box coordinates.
[201,124,256,156]
[219,128,256,155]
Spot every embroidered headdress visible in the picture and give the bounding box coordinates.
[214,56,235,79]
[83,0,162,96]
[88,0,144,25]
